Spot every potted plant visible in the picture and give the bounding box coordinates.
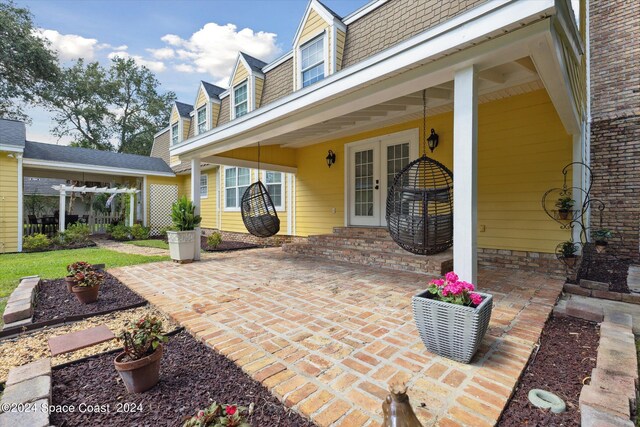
[560,241,579,267]
[183,402,251,427]
[593,228,612,253]
[412,272,492,363]
[167,196,202,263]
[71,270,103,304]
[65,261,93,292]
[555,196,575,220]
[114,316,168,393]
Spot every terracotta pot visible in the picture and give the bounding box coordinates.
[72,284,100,304]
[564,256,577,267]
[114,344,163,393]
[595,241,608,253]
[558,209,570,220]
[64,276,77,292]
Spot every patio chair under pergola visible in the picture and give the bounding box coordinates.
[52,185,140,232]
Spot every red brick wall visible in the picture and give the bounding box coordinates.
[589,0,640,260]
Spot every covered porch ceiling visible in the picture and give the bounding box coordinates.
[172,0,583,167]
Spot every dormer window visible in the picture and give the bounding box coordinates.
[301,35,325,87]
[171,123,179,145]
[234,82,248,118]
[197,106,207,134]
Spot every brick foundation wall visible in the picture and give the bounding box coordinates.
[589,0,640,260]
[478,248,567,278]
[201,228,305,247]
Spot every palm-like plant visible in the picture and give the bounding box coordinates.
[171,196,202,231]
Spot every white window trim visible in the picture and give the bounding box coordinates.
[223,166,251,212]
[297,31,328,90]
[196,105,208,135]
[170,121,180,145]
[262,170,285,210]
[231,80,249,120]
[200,173,208,199]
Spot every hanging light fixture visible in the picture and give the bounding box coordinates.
[427,128,439,152]
[326,150,336,168]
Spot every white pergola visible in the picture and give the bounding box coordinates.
[52,185,140,232]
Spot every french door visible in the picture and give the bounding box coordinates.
[347,129,419,226]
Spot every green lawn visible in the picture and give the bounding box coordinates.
[0,247,169,326]
[124,239,169,249]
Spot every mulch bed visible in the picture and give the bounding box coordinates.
[200,236,258,252]
[33,272,146,323]
[576,245,631,292]
[498,315,598,427]
[51,330,316,427]
[24,241,97,253]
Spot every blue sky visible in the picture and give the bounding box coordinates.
[16,0,370,144]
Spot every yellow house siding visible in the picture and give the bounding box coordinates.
[180,170,218,229]
[255,77,264,109]
[196,87,208,109]
[299,9,328,45]
[183,118,192,140]
[219,98,230,126]
[336,29,346,71]
[170,107,179,123]
[293,89,571,253]
[211,103,220,127]
[0,153,19,253]
[232,62,249,87]
[150,129,170,165]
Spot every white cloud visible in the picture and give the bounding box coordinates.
[147,47,175,60]
[36,29,100,61]
[107,51,166,73]
[155,23,281,86]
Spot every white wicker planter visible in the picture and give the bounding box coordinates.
[167,230,195,262]
[412,290,493,363]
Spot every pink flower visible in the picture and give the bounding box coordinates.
[431,279,445,287]
[470,293,482,305]
[445,272,459,283]
[459,281,475,291]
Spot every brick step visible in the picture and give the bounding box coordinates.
[332,226,391,239]
[283,242,452,276]
[307,234,418,256]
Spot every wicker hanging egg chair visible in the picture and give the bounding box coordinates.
[385,90,453,255]
[241,143,281,238]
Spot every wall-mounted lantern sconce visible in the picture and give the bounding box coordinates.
[326,150,336,168]
[427,128,439,152]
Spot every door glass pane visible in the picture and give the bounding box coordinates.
[386,143,410,188]
[354,149,374,217]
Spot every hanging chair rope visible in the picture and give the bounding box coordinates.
[385,90,453,255]
[241,141,281,238]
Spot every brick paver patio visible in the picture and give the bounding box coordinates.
[110,248,564,427]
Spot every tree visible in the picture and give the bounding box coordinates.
[43,57,175,155]
[43,59,115,150]
[0,1,59,121]
[109,57,175,155]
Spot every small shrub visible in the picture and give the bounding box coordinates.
[23,233,51,252]
[64,223,91,244]
[117,316,168,361]
[171,196,202,231]
[130,224,150,240]
[51,233,65,247]
[207,232,222,248]
[183,402,251,427]
[109,224,131,241]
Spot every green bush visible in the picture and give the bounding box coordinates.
[171,196,202,231]
[64,223,91,244]
[23,233,52,252]
[51,233,65,247]
[207,232,222,248]
[110,224,131,241]
[130,224,150,240]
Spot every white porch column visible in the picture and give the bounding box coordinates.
[190,159,201,261]
[59,190,66,232]
[453,65,478,284]
[142,176,148,227]
[129,192,135,227]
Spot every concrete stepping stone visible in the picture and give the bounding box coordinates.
[48,325,115,356]
[0,398,49,427]
[6,358,51,386]
[580,279,609,291]
[0,375,51,405]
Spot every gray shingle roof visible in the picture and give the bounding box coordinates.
[0,119,26,148]
[24,141,174,174]
[23,177,66,196]
[175,101,193,118]
[316,0,342,20]
[240,52,268,73]
[201,81,225,99]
